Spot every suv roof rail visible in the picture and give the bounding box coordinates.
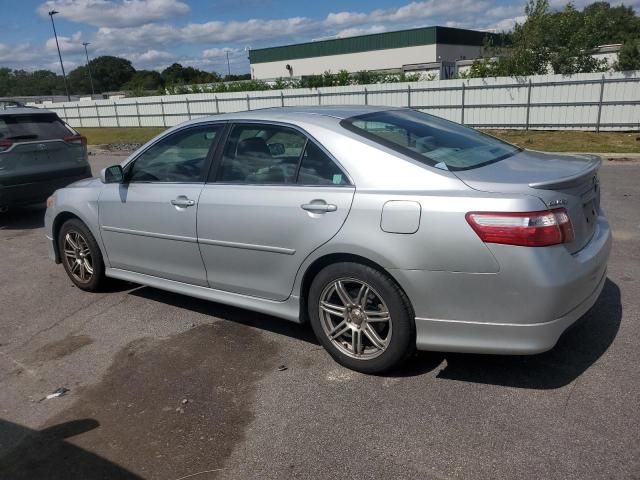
[0,100,27,110]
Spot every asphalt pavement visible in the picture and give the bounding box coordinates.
[0,152,638,480]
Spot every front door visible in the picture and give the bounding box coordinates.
[99,124,224,286]
[197,123,355,300]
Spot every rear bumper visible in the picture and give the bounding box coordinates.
[391,212,611,354]
[0,172,91,207]
[414,268,606,354]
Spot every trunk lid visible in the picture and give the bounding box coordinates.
[453,150,601,254]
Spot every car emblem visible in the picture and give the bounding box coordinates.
[548,198,568,207]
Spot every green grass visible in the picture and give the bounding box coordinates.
[78,127,640,154]
[483,130,640,154]
[77,127,166,146]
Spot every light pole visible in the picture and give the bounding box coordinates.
[225,50,231,78]
[48,10,70,101]
[82,42,95,96]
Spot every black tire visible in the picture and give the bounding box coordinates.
[58,218,106,292]
[308,262,415,374]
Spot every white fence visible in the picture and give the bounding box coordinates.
[30,71,640,131]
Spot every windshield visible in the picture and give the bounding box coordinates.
[340,109,521,171]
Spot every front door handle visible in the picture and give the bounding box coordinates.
[301,201,337,213]
[171,197,196,208]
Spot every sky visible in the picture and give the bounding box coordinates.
[0,0,638,75]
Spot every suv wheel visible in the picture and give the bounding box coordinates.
[308,262,415,374]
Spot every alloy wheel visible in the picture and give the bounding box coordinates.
[63,231,94,283]
[318,278,392,360]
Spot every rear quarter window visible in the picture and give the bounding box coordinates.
[0,114,74,142]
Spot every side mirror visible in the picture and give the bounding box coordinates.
[100,165,124,184]
[268,142,285,156]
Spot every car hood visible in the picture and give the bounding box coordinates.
[66,177,101,189]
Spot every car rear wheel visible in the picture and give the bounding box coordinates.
[58,219,106,292]
[308,262,415,374]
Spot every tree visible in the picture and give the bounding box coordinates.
[87,56,135,92]
[468,0,635,77]
[616,41,640,71]
[68,65,92,94]
[161,63,221,87]
[122,70,164,95]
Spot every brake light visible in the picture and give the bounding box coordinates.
[465,208,574,247]
[0,139,12,152]
[64,135,87,146]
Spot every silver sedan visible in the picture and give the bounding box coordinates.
[45,106,611,373]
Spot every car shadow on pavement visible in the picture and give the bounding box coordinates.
[130,287,319,345]
[0,205,45,230]
[131,279,621,390]
[0,418,141,479]
[431,279,622,389]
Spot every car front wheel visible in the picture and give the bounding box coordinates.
[308,262,415,374]
[58,219,106,292]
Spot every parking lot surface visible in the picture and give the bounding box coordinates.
[1,152,639,480]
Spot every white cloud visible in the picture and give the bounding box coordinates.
[37,0,190,28]
[0,43,41,64]
[46,31,86,55]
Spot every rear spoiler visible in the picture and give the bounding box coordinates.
[528,155,601,190]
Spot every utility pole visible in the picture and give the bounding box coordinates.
[225,50,231,78]
[48,10,70,101]
[82,42,95,96]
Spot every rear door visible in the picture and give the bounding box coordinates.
[0,113,88,187]
[99,123,224,286]
[197,122,355,301]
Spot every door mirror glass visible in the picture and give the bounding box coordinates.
[101,165,124,184]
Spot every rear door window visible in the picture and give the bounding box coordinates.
[297,142,349,185]
[217,124,307,184]
[0,114,74,142]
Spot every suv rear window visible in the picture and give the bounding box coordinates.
[340,109,521,171]
[0,114,74,142]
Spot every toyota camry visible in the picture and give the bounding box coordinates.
[45,106,611,373]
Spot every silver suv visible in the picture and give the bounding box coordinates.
[0,105,91,212]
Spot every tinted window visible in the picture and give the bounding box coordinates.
[0,114,73,142]
[298,142,349,185]
[341,110,520,171]
[128,125,221,183]
[217,124,306,184]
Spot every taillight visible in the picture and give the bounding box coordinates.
[465,208,574,247]
[64,135,87,146]
[0,139,12,152]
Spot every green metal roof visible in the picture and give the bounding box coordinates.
[249,26,499,64]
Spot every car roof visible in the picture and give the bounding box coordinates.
[182,105,402,129]
[0,106,56,116]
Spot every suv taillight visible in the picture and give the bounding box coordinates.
[465,208,574,247]
[0,139,12,152]
[64,135,87,146]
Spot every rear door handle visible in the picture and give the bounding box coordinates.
[171,197,196,208]
[301,202,337,213]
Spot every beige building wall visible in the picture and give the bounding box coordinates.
[251,44,438,80]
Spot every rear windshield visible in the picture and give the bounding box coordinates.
[340,109,521,171]
[0,113,74,142]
